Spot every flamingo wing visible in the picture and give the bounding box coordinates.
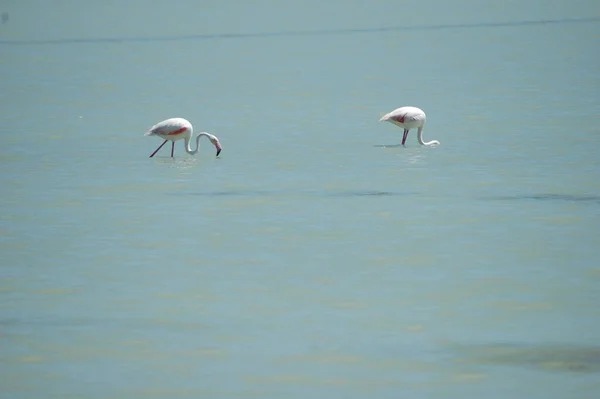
[404,111,425,124]
[145,118,190,136]
[380,109,401,122]
[380,107,426,124]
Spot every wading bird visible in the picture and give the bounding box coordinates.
[145,118,222,158]
[379,106,439,146]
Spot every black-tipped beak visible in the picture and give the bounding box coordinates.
[216,148,221,157]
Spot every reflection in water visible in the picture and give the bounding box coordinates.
[150,156,204,170]
[373,144,404,148]
[372,145,434,164]
[448,342,600,373]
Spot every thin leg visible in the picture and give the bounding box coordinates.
[149,140,168,158]
[171,142,175,157]
[402,129,409,146]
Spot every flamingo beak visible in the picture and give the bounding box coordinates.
[216,148,221,156]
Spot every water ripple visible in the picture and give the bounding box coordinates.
[447,342,600,373]
[485,193,600,204]
[2,17,598,46]
[178,189,416,198]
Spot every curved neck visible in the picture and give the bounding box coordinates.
[183,132,210,155]
[416,126,439,146]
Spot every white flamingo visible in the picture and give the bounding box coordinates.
[379,106,439,146]
[145,118,222,158]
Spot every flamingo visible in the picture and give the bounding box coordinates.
[379,106,439,146]
[145,117,222,158]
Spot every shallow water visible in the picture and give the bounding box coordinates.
[1,1,600,398]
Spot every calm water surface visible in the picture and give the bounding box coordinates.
[1,1,600,398]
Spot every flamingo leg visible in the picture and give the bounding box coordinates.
[402,129,409,146]
[171,142,175,157]
[149,140,168,158]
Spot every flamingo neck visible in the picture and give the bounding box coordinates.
[416,127,440,146]
[183,132,211,155]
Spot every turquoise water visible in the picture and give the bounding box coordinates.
[1,1,600,398]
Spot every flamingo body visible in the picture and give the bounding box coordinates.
[145,117,222,157]
[380,106,439,146]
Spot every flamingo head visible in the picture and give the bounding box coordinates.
[210,135,222,156]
